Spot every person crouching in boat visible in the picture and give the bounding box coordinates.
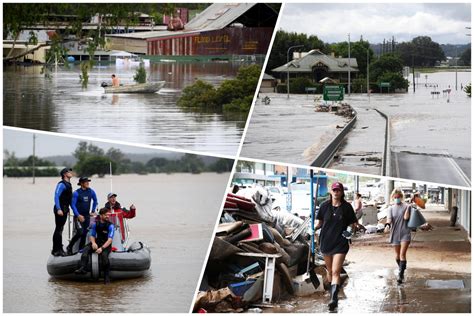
[111,74,120,87]
[315,182,358,311]
[105,192,136,219]
[75,207,114,284]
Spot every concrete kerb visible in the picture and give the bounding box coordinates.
[311,106,357,168]
[374,109,390,177]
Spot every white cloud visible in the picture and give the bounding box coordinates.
[279,3,471,44]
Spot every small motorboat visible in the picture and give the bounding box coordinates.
[102,81,165,94]
[47,210,151,281]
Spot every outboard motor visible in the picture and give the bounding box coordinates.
[101,81,109,88]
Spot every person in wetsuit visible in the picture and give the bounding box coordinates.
[104,192,136,219]
[52,168,73,256]
[315,182,358,311]
[66,177,98,255]
[74,207,114,284]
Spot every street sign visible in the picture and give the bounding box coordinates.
[323,85,344,101]
[379,82,390,88]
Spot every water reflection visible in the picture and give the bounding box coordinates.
[3,61,250,155]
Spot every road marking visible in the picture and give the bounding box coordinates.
[444,151,471,187]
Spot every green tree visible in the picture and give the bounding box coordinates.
[266,30,329,73]
[209,159,233,173]
[330,40,374,77]
[370,54,404,81]
[179,154,205,174]
[133,62,147,84]
[460,47,471,67]
[396,36,446,67]
[75,156,115,177]
[177,80,218,109]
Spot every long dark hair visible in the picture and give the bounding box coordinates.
[327,191,346,203]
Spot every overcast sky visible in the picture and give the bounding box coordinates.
[3,129,180,158]
[280,3,471,44]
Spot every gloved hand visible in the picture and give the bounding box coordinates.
[342,230,352,239]
[342,226,353,240]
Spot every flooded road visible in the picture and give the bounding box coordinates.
[4,173,229,312]
[343,71,471,185]
[3,62,247,156]
[241,94,348,165]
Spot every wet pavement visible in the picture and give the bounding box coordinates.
[241,93,348,165]
[4,174,229,312]
[3,62,247,156]
[329,107,385,175]
[264,204,471,313]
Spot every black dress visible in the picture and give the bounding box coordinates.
[316,200,358,255]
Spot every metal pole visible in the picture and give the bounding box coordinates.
[367,49,370,96]
[348,33,351,95]
[287,45,304,99]
[32,134,36,184]
[412,55,415,93]
[455,46,458,91]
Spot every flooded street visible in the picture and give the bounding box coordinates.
[242,71,470,184]
[4,173,229,312]
[267,205,471,313]
[344,71,471,185]
[241,94,348,165]
[3,62,247,156]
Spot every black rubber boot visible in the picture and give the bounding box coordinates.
[328,284,340,310]
[396,259,400,267]
[104,270,111,284]
[397,260,407,284]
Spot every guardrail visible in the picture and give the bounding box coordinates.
[311,107,357,168]
[374,109,390,176]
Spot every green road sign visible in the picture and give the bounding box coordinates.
[323,85,344,101]
[379,82,391,88]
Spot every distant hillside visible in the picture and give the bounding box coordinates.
[440,44,470,58]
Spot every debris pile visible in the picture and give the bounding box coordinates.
[194,186,326,313]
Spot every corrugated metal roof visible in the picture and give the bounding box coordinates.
[272,49,359,73]
[106,3,257,40]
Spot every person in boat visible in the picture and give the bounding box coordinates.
[74,207,114,284]
[315,182,358,311]
[66,177,98,255]
[52,168,73,257]
[111,74,120,87]
[104,192,136,219]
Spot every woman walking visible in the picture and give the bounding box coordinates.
[384,188,412,284]
[316,182,358,310]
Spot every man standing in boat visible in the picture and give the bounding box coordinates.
[66,177,98,255]
[105,192,136,219]
[74,207,114,284]
[52,167,73,257]
[111,74,120,87]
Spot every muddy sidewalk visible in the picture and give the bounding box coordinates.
[267,206,471,313]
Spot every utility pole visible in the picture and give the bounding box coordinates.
[412,55,415,93]
[348,33,351,95]
[32,134,36,184]
[367,49,370,97]
[287,45,304,99]
[455,46,458,91]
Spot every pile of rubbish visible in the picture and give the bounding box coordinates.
[194,186,327,313]
[334,103,355,119]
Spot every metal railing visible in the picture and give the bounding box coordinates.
[374,109,390,176]
[311,106,357,168]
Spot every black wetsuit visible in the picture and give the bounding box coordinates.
[52,180,72,253]
[80,220,114,275]
[317,200,357,255]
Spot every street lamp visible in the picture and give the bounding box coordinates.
[287,45,304,99]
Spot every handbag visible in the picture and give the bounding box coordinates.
[407,207,427,229]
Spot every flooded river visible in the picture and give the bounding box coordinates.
[3,62,247,156]
[4,173,229,312]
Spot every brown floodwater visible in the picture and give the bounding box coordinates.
[4,173,229,312]
[3,62,248,156]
